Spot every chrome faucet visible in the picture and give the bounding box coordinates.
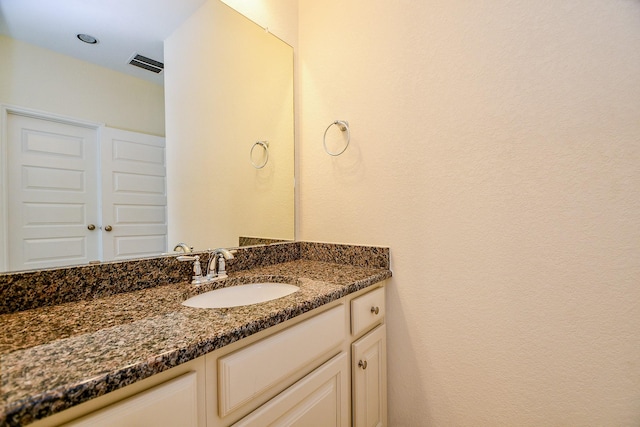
[173,242,192,253]
[206,248,235,280]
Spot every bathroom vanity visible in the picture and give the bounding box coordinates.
[0,242,391,427]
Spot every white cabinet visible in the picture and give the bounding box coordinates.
[350,287,385,337]
[352,325,387,427]
[213,286,387,427]
[34,284,387,427]
[31,357,207,427]
[230,287,387,427]
[350,286,387,427]
[64,372,201,427]
[216,305,346,420]
[234,353,350,427]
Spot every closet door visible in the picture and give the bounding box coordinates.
[6,113,100,270]
[100,127,167,261]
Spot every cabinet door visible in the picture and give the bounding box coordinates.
[64,371,200,427]
[234,353,349,427]
[352,324,387,427]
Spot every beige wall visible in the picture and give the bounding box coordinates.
[298,0,640,425]
[0,35,165,136]
[164,0,294,251]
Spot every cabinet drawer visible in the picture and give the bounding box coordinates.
[218,304,346,417]
[351,287,385,336]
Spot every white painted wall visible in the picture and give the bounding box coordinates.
[298,0,640,425]
[0,35,165,136]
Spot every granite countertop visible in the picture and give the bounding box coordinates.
[0,259,391,426]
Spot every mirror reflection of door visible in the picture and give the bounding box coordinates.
[5,111,167,271]
[100,127,167,262]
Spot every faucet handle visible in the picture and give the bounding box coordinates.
[217,254,228,278]
[177,255,205,285]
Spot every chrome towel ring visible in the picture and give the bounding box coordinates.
[250,140,269,169]
[323,120,350,156]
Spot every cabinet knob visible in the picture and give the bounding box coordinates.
[87,224,96,231]
[358,360,368,370]
[104,225,113,232]
[370,306,380,315]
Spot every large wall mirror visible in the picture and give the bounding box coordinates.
[0,0,294,273]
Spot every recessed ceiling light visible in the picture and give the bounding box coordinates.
[77,33,98,44]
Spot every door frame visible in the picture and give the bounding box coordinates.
[0,104,103,272]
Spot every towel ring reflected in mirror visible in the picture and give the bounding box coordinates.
[250,140,269,169]
[323,120,350,156]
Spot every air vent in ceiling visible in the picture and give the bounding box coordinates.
[128,53,164,74]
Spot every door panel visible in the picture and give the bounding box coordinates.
[21,129,85,157]
[114,204,166,224]
[22,165,85,191]
[100,127,167,261]
[7,113,100,270]
[113,137,165,165]
[112,234,168,258]
[113,172,165,195]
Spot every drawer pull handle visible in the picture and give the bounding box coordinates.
[358,360,368,370]
[370,306,380,315]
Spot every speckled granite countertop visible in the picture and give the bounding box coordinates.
[0,257,391,426]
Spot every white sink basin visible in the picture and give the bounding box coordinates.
[182,283,299,308]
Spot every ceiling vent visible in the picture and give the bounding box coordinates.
[128,53,164,74]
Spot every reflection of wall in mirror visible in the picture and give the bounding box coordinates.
[165,0,295,251]
[0,35,165,136]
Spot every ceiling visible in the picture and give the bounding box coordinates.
[0,0,208,85]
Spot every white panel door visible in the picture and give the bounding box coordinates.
[6,113,100,270]
[100,127,167,260]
